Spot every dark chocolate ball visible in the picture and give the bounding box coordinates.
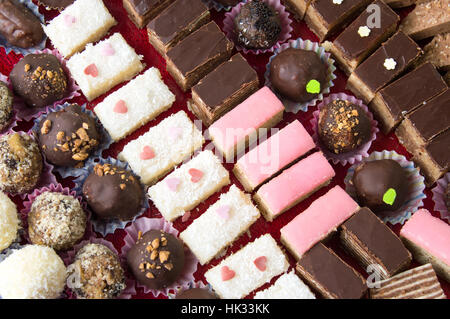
[234,0,281,50]
[176,288,219,299]
[0,81,13,131]
[10,53,68,108]
[352,159,409,213]
[127,230,185,290]
[269,48,327,103]
[215,0,241,6]
[37,104,100,167]
[37,0,75,10]
[0,132,43,194]
[82,163,144,221]
[318,99,372,154]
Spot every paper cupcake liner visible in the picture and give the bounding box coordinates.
[0,0,47,56]
[62,237,136,299]
[0,242,24,262]
[202,0,237,11]
[222,0,293,55]
[72,156,150,236]
[20,183,93,246]
[432,173,450,222]
[0,74,19,133]
[309,93,379,166]
[264,38,337,113]
[121,217,198,298]
[13,49,81,122]
[167,281,215,299]
[32,102,113,179]
[344,151,426,225]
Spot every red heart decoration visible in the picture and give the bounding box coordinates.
[253,256,267,272]
[188,168,204,183]
[84,63,98,77]
[221,266,235,281]
[113,100,128,114]
[140,146,155,160]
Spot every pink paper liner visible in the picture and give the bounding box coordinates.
[167,280,215,299]
[344,150,426,225]
[202,0,238,11]
[121,217,198,298]
[20,183,93,247]
[12,48,80,122]
[222,0,293,55]
[0,74,19,133]
[62,238,136,299]
[309,93,379,166]
[432,173,450,222]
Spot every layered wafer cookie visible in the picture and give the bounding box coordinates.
[148,150,230,222]
[180,185,260,265]
[94,67,175,141]
[370,263,446,299]
[254,271,316,299]
[118,111,204,185]
[67,33,144,101]
[204,234,289,299]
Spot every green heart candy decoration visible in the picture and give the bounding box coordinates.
[306,79,321,94]
[383,188,397,206]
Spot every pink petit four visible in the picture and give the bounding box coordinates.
[254,152,336,221]
[234,120,316,191]
[280,185,360,260]
[208,86,284,161]
[400,209,450,282]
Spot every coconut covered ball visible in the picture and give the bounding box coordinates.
[0,191,19,251]
[0,245,66,299]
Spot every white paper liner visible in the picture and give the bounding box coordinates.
[62,237,136,299]
[344,151,426,225]
[264,37,337,113]
[309,93,379,166]
[72,156,149,236]
[222,0,293,55]
[0,73,18,133]
[121,217,198,298]
[432,173,450,222]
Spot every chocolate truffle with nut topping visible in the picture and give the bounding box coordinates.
[127,230,185,290]
[0,132,42,194]
[10,53,68,108]
[37,104,100,167]
[0,81,13,131]
[82,163,144,221]
[28,191,87,251]
[67,243,126,299]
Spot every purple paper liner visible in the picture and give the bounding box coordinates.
[222,0,293,55]
[202,0,238,11]
[309,93,379,166]
[20,183,93,247]
[432,173,450,222]
[167,280,215,299]
[13,48,81,122]
[62,237,136,299]
[0,74,19,133]
[72,156,150,236]
[264,38,337,113]
[32,102,113,179]
[0,0,47,56]
[36,0,73,12]
[344,150,426,225]
[121,217,198,298]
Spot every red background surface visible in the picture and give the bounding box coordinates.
[0,0,448,299]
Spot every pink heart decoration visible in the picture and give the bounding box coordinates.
[166,178,180,192]
[140,146,155,160]
[216,205,231,220]
[188,168,204,183]
[253,256,267,272]
[63,15,76,26]
[84,64,98,77]
[113,100,128,114]
[101,43,115,56]
[168,127,183,140]
[221,266,235,281]
[181,211,191,223]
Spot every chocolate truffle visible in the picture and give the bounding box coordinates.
[10,53,68,108]
[0,132,43,194]
[37,104,100,167]
[37,0,75,10]
[28,191,87,251]
[215,0,241,6]
[127,230,185,290]
[270,48,328,103]
[67,243,126,299]
[234,0,281,50]
[82,163,144,221]
[0,0,44,48]
[0,81,13,131]
[176,287,218,299]
[318,99,372,154]
[352,159,409,213]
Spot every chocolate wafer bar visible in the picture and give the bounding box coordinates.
[419,33,450,72]
[123,0,175,28]
[384,0,429,8]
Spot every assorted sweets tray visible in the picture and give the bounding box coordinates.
[0,0,449,299]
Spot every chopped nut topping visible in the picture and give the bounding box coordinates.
[146,272,154,279]
[159,251,170,263]
[41,119,52,135]
[72,152,89,161]
[76,128,89,141]
[24,64,30,72]
[150,250,158,260]
[56,131,65,141]
[151,238,160,249]
[120,183,126,190]
[164,263,173,271]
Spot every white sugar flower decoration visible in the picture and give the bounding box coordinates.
[384,58,397,70]
[358,26,371,37]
